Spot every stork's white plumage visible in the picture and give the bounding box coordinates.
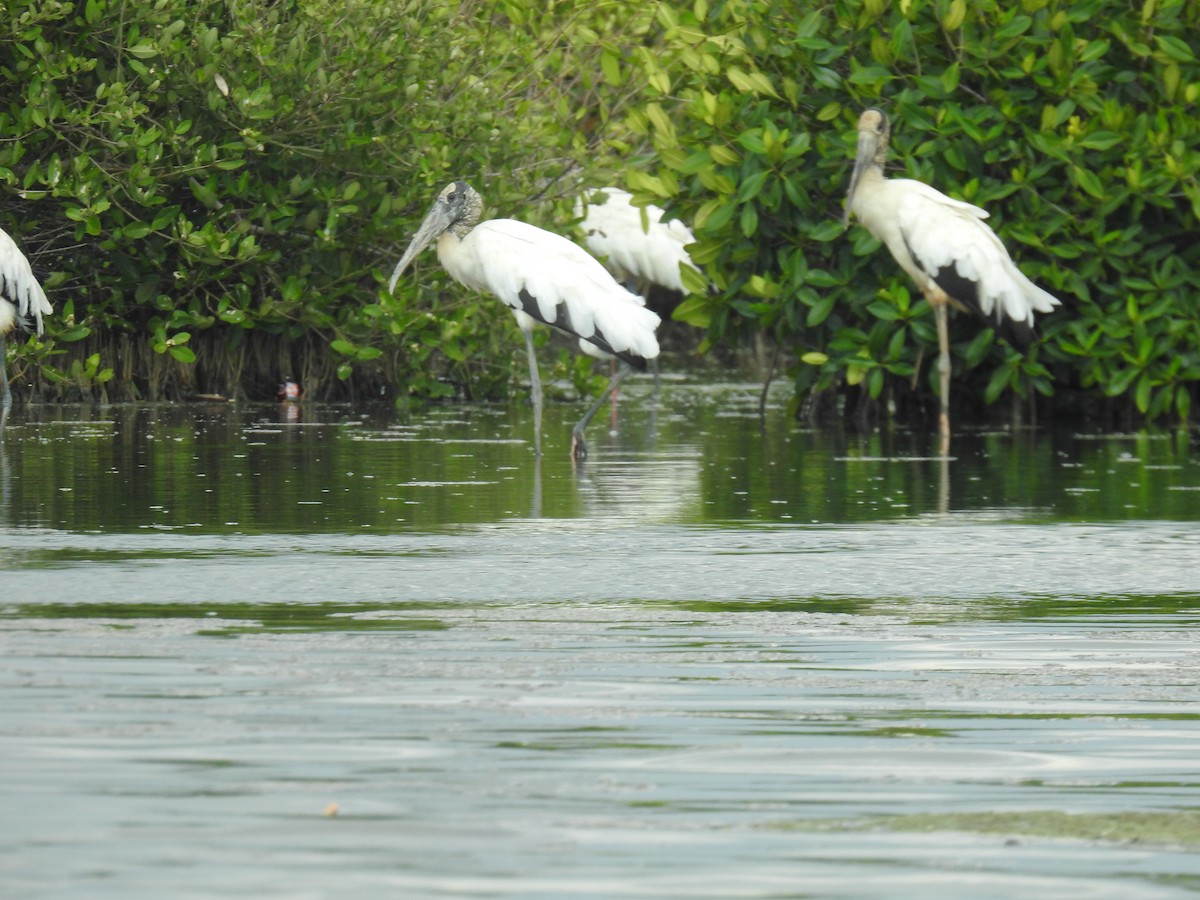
[844,107,1060,453]
[388,181,660,459]
[0,226,52,430]
[574,187,704,296]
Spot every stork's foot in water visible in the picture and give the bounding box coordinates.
[569,363,628,462]
[570,429,588,460]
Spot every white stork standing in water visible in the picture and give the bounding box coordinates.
[573,187,703,412]
[574,187,705,299]
[388,181,661,459]
[0,227,53,432]
[844,108,1060,454]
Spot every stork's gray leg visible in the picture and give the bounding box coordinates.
[933,301,951,457]
[0,338,10,434]
[523,329,542,457]
[572,363,630,460]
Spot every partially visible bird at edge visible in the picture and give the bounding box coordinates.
[387,181,661,459]
[0,226,53,433]
[843,107,1060,456]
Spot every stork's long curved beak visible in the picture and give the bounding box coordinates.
[843,127,880,228]
[388,198,455,292]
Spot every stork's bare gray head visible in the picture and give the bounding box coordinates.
[388,181,483,292]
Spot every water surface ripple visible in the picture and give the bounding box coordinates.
[1,388,1199,898]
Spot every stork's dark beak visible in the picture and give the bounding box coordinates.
[388,197,455,292]
[844,127,880,228]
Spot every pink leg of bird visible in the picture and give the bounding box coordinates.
[572,364,630,460]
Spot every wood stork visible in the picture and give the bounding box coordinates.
[574,187,702,412]
[574,187,705,300]
[0,226,52,431]
[388,181,661,459]
[844,108,1060,453]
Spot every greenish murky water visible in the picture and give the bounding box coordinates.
[2,376,1199,898]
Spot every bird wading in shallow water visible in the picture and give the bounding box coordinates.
[0,226,52,432]
[574,187,704,415]
[388,181,661,459]
[575,187,705,301]
[844,108,1060,455]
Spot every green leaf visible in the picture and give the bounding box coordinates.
[1134,374,1152,413]
[867,366,884,398]
[1078,131,1123,151]
[994,14,1032,40]
[808,220,845,242]
[984,364,1012,404]
[816,102,841,121]
[680,265,708,295]
[1072,165,1106,200]
[1106,367,1139,397]
[736,170,770,203]
[601,51,621,86]
[866,300,899,322]
[56,325,92,342]
[806,294,836,327]
[671,295,714,328]
[737,130,766,155]
[1154,34,1194,63]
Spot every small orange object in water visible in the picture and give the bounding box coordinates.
[277,379,301,401]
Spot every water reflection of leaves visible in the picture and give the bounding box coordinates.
[4,601,451,636]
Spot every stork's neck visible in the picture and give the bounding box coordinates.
[437,228,463,256]
[856,162,887,188]
[847,163,889,229]
[873,142,889,170]
[450,187,484,239]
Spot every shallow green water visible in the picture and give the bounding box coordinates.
[2,378,1199,898]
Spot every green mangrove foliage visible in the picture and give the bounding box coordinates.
[0,0,653,401]
[1,0,1198,428]
[621,0,1200,427]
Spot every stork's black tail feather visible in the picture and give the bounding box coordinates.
[517,287,651,369]
[927,262,1039,350]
